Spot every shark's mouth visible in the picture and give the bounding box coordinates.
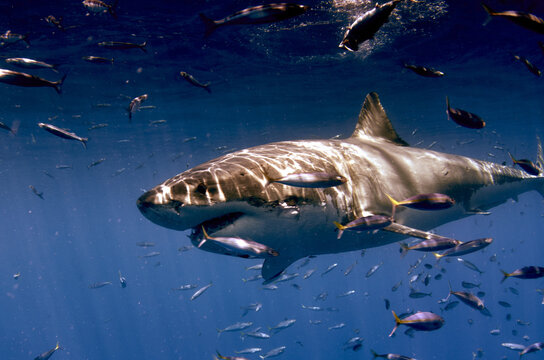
[188,211,245,242]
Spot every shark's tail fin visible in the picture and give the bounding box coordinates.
[200,13,218,37]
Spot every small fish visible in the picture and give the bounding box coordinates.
[387,193,455,216]
[301,304,323,311]
[501,343,526,351]
[461,281,480,289]
[269,319,296,333]
[446,282,485,312]
[128,94,148,121]
[321,263,338,276]
[384,298,391,310]
[0,30,29,46]
[0,69,66,94]
[200,3,309,37]
[89,281,112,288]
[6,58,58,72]
[240,302,262,316]
[112,168,126,177]
[391,280,402,292]
[97,41,147,52]
[13,272,21,280]
[135,241,155,247]
[520,342,544,357]
[403,64,444,78]
[315,291,328,301]
[38,123,87,148]
[371,349,416,360]
[334,215,391,239]
[328,323,346,330]
[88,123,109,130]
[482,3,544,34]
[83,0,117,18]
[118,270,127,288]
[218,322,253,334]
[199,226,279,258]
[268,172,347,188]
[400,236,461,256]
[513,55,541,77]
[83,56,114,64]
[344,261,357,276]
[242,274,263,282]
[338,290,356,297]
[409,289,432,299]
[443,301,460,311]
[179,71,211,93]
[303,269,316,279]
[457,258,484,274]
[242,330,270,339]
[433,238,493,260]
[517,319,531,326]
[259,346,286,359]
[139,251,160,258]
[344,337,364,352]
[88,158,106,169]
[262,284,278,290]
[446,97,485,129]
[34,342,61,360]
[508,152,540,176]
[191,283,212,301]
[55,164,72,170]
[29,185,44,199]
[235,348,262,355]
[172,284,197,291]
[500,266,544,283]
[509,287,519,295]
[389,310,444,337]
[498,300,511,308]
[45,15,64,31]
[215,351,250,360]
[339,0,402,52]
[366,262,383,278]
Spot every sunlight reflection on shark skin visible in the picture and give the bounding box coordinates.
[137,92,544,281]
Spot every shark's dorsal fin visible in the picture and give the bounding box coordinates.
[351,92,409,146]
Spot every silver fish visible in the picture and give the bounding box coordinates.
[321,263,338,276]
[259,346,286,359]
[83,0,117,18]
[270,319,296,333]
[38,122,87,148]
[98,41,146,52]
[190,283,212,300]
[236,348,262,354]
[172,284,197,291]
[199,227,279,258]
[6,58,58,72]
[128,94,148,121]
[88,158,106,169]
[0,30,29,46]
[179,71,211,93]
[89,281,112,288]
[218,321,253,333]
[199,3,309,37]
[0,69,66,94]
[82,56,114,64]
[366,262,383,278]
[34,342,61,360]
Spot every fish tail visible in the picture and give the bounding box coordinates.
[54,73,67,95]
[388,311,401,337]
[216,350,226,360]
[481,3,495,26]
[500,269,510,283]
[445,95,450,112]
[385,193,399,218]
[197,238,206,248]
[139,41,147,53]
[535,135,544,176]
[201,225,212,240]
[370,349,380,359]
[333,221,346,239]
[432,252,443,261]
[200,13,218,37]
[399,242,409,258]
[508,152,518,165]
[81,138,88,150]
[204,83,212,93]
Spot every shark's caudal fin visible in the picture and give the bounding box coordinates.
[262,256,297,283]
[350,92,409,146]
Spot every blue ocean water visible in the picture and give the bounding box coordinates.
[1,0,543,359]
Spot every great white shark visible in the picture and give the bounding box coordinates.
[137,92,544,281]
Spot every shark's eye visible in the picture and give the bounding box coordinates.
[195,183,207,195]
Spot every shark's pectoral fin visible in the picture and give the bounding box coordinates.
[262,256,297,283]
[382,222,454,242]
